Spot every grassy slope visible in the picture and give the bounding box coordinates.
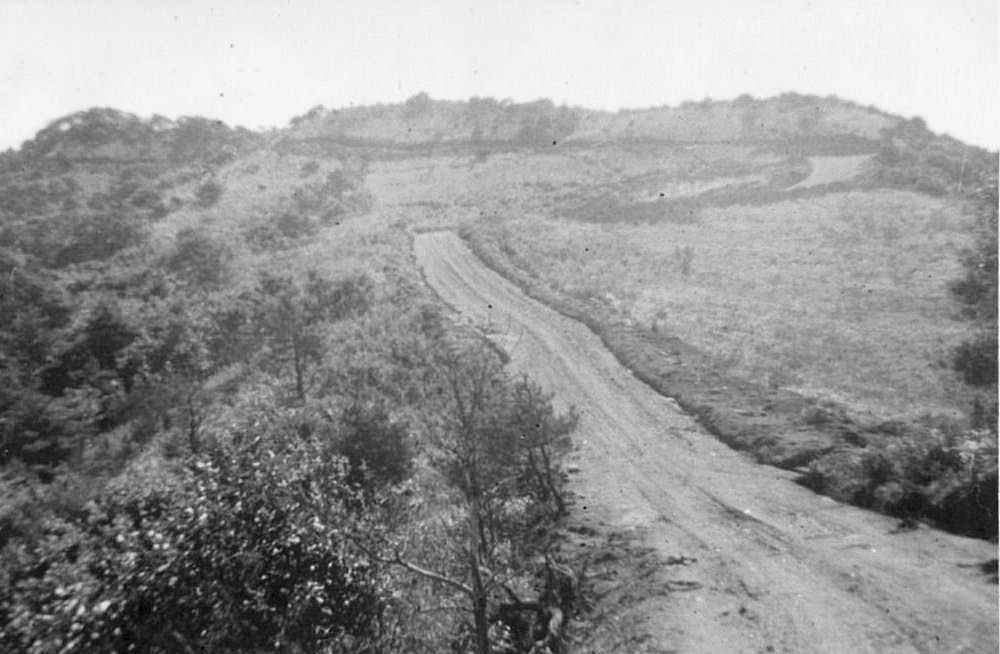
[481,190,976,420]
[265,99,998,534]
[414,139,995,535]
[352,139,981,426]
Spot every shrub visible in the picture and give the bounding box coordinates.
[163,226,231,286]
[52,212,147,268]
[952,333,998,387]
[675,245,695,277]
[802,428,998,538]
[276,211,316,239]
[299,160,321,178]
[0,437,388,652]
[336,404,412,488]
[194,180,223,208]
[243,222,285,251]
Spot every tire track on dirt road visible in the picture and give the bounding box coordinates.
[414,230,997,654]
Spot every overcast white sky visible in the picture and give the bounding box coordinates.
[1,0,997,150]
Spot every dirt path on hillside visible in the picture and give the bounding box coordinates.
[414,231,997,654]
[786,155,872,190]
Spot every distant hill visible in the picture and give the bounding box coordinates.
[273,92,995,197]
[9,107,262,167]
[1,94,994,200]
[278,92,899,148]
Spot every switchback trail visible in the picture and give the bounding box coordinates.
[414,230,998,654]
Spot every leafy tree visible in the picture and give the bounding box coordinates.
[251,270,371,401]
[371,345,576,653]
[111,300,217,447]
[41,303,138,397]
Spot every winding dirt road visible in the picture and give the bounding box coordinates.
[414,231,997,654]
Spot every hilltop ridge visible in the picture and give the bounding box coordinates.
[281,92,900,146]
[7,93,992,200]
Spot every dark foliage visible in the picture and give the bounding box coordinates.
[336,404,412,488]
[802,430,998,539]
[161,226,231,286]
[194,180,223,208]
[251,270,371,401]
[952,334,998,387]
[0,437,387,653]
[949,173,998,393]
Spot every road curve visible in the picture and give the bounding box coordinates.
[415,230,997,654]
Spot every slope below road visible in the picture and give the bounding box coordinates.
[414,230,997,654]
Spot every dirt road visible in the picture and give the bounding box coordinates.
[786,155,872,190]
[414,231,998,654]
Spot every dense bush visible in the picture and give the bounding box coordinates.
[194,180,223,208]
[0,436,388,652]
[803,428,998,538]
[952,333,998,387]
[162,226,231,286]
[49,212,148,268]
[336,403,412,488]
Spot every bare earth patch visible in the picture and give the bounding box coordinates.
[786,155,874,190]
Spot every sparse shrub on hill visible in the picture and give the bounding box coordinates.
[276,210,317,239]
[403,91,434,118]
[243,222,285,251]
[162,226,232,286]
[127,187,169,219]
[675,245,695,277]
[299,159,320,177]
[194,179,223,208]
[320,203,347,225]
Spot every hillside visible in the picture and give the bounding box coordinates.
[281,92,895,145]
[0,95,996,652]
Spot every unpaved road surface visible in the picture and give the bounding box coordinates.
[787,155,872,190]
[415,231,998,654]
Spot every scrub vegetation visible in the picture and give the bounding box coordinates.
[0,92,995,651]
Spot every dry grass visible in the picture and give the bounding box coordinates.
[290,141,980,424]
[478,189,978,420]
